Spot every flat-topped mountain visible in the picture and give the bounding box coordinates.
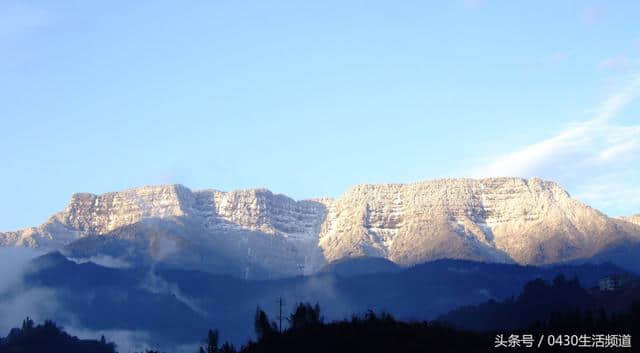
[622,214,640,226]
[2,178,640,278]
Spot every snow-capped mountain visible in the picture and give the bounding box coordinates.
[2,178,640,278]
[621,214,640,226]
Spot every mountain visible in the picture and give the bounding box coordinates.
[1,185,328,278]
[317,178,640,268]
[438,273,640,332]
[18,252,631,348]
[2,178,640,278]
[622,214,640,226]
[0,317,117,353]
[318,257,402,277]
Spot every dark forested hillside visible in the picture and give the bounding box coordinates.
[242,312,489,353]
[439,274,640,333]
[19,252,633,347]
[218,300,638,353]
[3,287,637,353]
[0,318,116,353]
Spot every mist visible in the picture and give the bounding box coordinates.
[67,254,132,269]
[0,247,180,353]
[0,247,56,334]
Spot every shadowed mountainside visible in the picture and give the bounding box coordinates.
[17,252,633,347]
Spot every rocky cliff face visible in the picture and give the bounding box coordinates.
[1,185,325,241]
[318,178,640,267]
[622,214,640,226]
[2,178,640,277]
[1,184,327,278]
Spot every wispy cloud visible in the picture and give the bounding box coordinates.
[67,254,132,269]
[65,326,156,353]
[474,74,640,215]
[598,55,632,72]
[0,247,59,335]
[573,171,640,217]
[588,134,639,165]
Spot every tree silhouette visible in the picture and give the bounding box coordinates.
[219,341,236,353]
[206,329,219,353]
[287,302,323,330]
[21,317,35,332]
[1,317,116,353]
[254,307,278,341]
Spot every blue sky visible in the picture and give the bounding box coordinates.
[1,1,639,230]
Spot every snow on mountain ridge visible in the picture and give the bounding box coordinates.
[317,177,640,268]
[621,214,640,226]
[2,177,640,278]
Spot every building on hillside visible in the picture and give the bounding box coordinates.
[598,274,634,291]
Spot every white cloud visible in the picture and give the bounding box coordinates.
[0,247,59,335]
[141,266,207,317]
[589,137,639,165]
[474,74,640,216]
[573,173,640,217]
[0,247,44,293]
[65,326,155,353]
[66,320,201,353]
[67,254,132,269]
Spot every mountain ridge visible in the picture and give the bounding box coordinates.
[621,214,640,226]
[2,177,640,278]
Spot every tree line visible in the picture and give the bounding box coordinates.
[2,275,638,353]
